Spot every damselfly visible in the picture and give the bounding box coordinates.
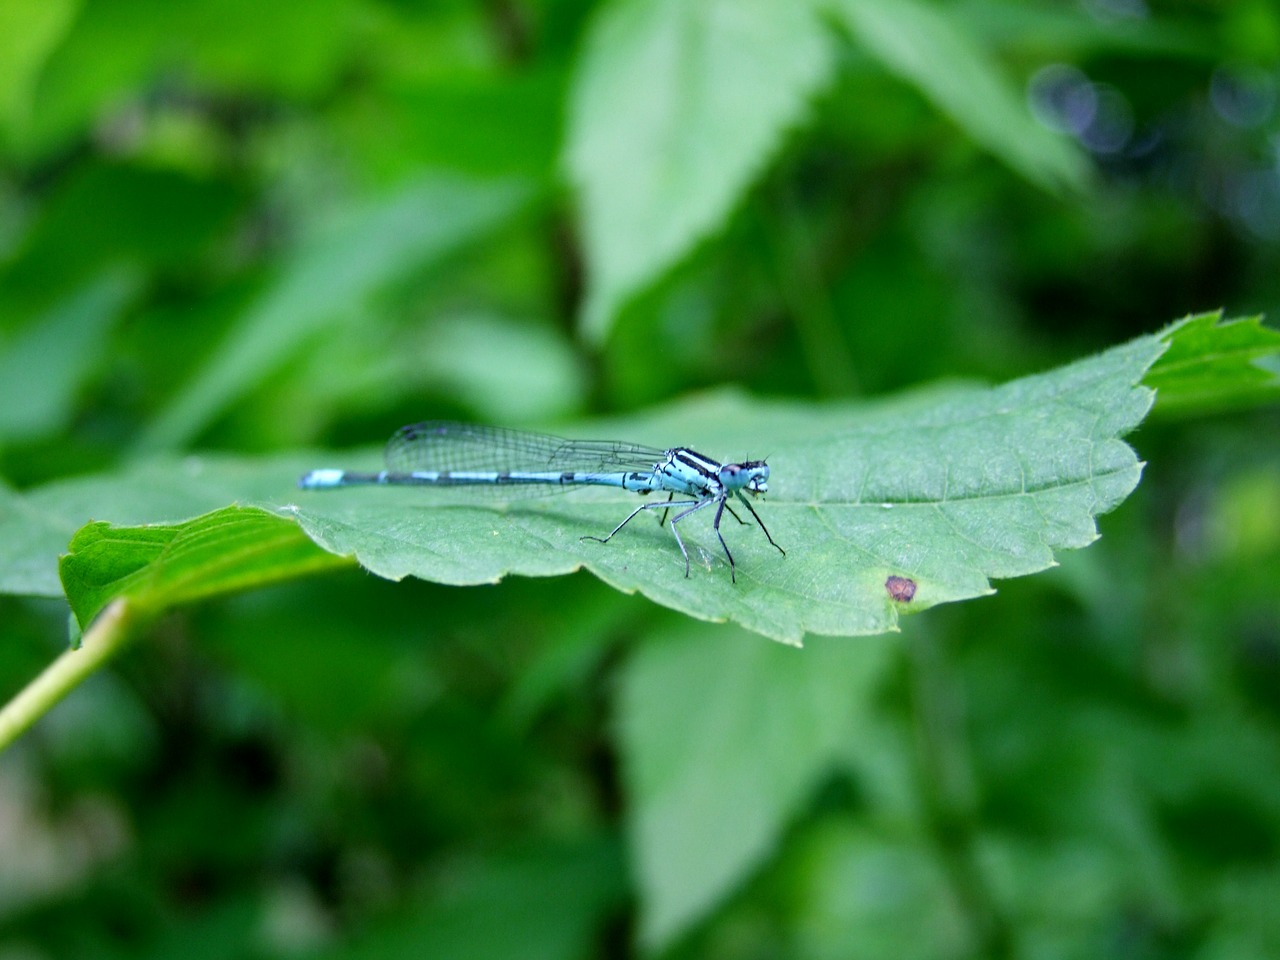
[299,422,785,582]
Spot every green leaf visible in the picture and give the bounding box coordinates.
[20,0,357,156]
[135,174,532,452]
[298,312,588,429]
[0,163,242,312]
[286,331,1163,643]
[2,325,1202,643]
[396,314,588,425]
[565,0,834,340]
[788,823,969,959]
[0,0,78,144]
[59,505,348,630]
[1147,311,1280,415]
[829,0,1090,193]
[619,624,895,947]
[0,268,139,441]
[318,839,624,960]
[341,69,566,181]
[0,482,79,597]
[2,453,317,596]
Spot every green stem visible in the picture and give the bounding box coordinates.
[0,599,139,753]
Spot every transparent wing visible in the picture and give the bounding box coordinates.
[384,422,669,474]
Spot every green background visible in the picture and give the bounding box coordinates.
[2,1,1279,958]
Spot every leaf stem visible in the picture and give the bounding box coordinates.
[0,599,139,754]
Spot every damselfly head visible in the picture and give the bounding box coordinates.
[721,460,769,495]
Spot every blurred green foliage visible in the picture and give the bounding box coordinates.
[1,1,1279,958]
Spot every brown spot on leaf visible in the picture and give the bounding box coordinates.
[886,575,917,602]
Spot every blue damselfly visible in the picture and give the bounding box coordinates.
[299,421,784,581]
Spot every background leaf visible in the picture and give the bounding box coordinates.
[0,483,77,596]
[0,0,78,147]
[315,839,625,960]
[619,625,895,947]
[829,0,1090,193]
[0,269,139,441]
[566,0,834,340]
[136,175,532,452]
